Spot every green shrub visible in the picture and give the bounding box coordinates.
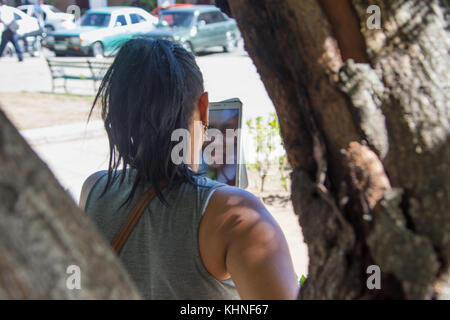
[246,113,291,192]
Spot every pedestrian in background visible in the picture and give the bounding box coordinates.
[0,0,24,61]
[32,0,45,32]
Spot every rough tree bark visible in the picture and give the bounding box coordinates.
[221,0,450,299]
[0,109,141,299]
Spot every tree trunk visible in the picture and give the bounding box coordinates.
[224,0,450,299]
[0,108,141,299]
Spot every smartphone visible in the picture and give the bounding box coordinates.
[201,98,248,188]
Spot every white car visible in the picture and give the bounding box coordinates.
[18,4,75,32]
[46,7,158,57]
[0,6,40,37]
[0,6,41,57]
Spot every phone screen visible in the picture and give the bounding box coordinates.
[201,108,240,186]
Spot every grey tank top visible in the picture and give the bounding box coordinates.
[85,171,240,300]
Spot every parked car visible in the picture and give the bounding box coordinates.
[17,4,75,32]
[138,5,241,55]
[44,7,158,57]
[0,6,40,37]
[0,6,42,56]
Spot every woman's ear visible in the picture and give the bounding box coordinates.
[198,92,209,125]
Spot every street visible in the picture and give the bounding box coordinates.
[0,47,276,121]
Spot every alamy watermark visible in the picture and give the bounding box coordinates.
[66,264,81,290]
[171,120,261,166]
[366,264,381,290]
[366,5,381,30]
[66,5,81,21]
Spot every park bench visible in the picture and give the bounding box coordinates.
[46,58,112,93]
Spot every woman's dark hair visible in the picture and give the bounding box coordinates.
[90,38,204,205]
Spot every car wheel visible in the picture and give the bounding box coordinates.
[223,33,236,53]
[55,51,65,57]
[92,42,104,58]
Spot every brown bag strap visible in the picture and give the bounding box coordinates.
[112,187,157,254]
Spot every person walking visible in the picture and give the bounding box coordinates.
[32,0,45,32]
[0,0,24,61]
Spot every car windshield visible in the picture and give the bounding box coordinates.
[81,13,111,27]
[158,11,194,28]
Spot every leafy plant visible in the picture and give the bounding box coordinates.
[299,275,306,287]
[278,154,290,191]
[247,116,270,192]
[267,113,291,191]
[246,113,290,192]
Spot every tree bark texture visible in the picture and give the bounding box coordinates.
[224,0,449,299]
[0,109,141,299]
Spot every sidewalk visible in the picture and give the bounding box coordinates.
[21,121,109,201]
[21,120,105,145]
[0,53,276,122]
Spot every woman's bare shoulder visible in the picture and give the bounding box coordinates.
[199,185,274,280]
[204,186,299,299]
[205,185,279,247]
[210,186,263,207]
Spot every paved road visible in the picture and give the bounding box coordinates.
[0,47,276,122]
